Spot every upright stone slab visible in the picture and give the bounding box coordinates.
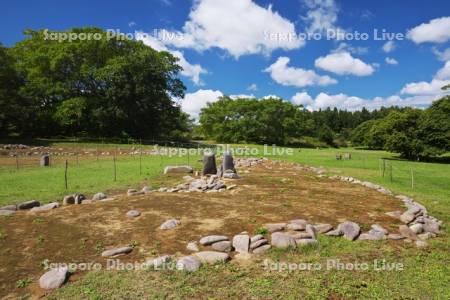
[40,154,50,167]
[222,152,236,173]
[202,153,217,175]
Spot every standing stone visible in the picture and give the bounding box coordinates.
[40,155,50,167]
[39,267,68,289]
[232,234,250,253]
[176,256,202,272]
[202,153,217,175]
[337,221,361,241]
[221,152,236,174]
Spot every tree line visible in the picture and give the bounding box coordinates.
[198,96,450,159]
[1,28,449,160]
[0,28,191,140]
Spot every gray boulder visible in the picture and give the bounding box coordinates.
[250,239,268,250]
[305,224,317,239]
[101,246,133,257]
[176,256,202,272]
[313,224,333,234]
[39,267,68,290]
[29,202,59,213]
[92,192,107,201]
[194,251,230,264]
[265,223,286,233]
[211,241,232,252]
[337,221,360,241]
[18,200,40,210]
[164,166,193,174]
[199,235,228,246]
[252,244,271,254]
[144,255,171,269]
[409,223,424,234]
[250,234,264,243]
[399,225,417,240]
[160,219,180,230]
[126,210,141,218]
[271,232,296,248]
[370,224,388,235]
[232,234,250,253]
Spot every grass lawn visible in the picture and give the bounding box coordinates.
[1,141,449,299]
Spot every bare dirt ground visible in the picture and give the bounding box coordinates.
[0,160,404,299]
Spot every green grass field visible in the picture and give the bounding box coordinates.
[1,142,449,299]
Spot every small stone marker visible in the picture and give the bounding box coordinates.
[40,154,50,167]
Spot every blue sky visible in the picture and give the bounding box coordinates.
[2,0,450,118]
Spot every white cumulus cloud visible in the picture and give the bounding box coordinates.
[180,89,223,120]
[264,56,337,87]
[385,57,398,65]
[407,17,450,44]
[315,52,375,76]
[382,41,396,53]
[401,61,450,95]
[432,47,450,61]
[136,32,207,85]
[247,83,258,91]
[164,0,303,58]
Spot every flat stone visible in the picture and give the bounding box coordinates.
[142,186,152,193]
[0,205,16,211]
[286,223,306,231]
[176,256,202,272]
[296,238,318,246]
[271,232,296,248]
[18,200,40,210]
[164,165,193,174]
[326,229,343,236]
[250,239,268,250]
[250,234,264,243]
[387,233,404,240]
[385,211,403,219]
[160,219,180,230]
[417,232,434,240]
[29,202,59,213]
[99,197,115,202]
[0,210,15,216]
[290,219,308,226]
[193,251,230,264]
[63,195,75,205]
[252,244,271,254]
[186,242,199,252]
[337,221,360,241]
[314,224,333,234]
[400,212,416,224]
[305,224,317,239]
[211,241,232,252]
[358,231,386,241]
[144,255,171,269]
[232,234,250,253]
[415,240,428,248]
[423,219,440,234]
[409,223,424,234]
[264,223,286,233]
[39,267,68,290]
[92,192,107,201]
[127,189,144,196]
[126,210,141,218]
[290,232,312,239]
[370,224,388,235]
[199,235,228,246]
[101,246,133,257]
[399,225,417,240]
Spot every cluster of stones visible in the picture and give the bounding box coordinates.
[328,174,441,246]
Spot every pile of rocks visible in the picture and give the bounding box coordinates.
[327,174,441,247]
[157,174,236,194]
[234,157,266,168]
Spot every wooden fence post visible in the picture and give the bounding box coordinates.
[64,159,68,190]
